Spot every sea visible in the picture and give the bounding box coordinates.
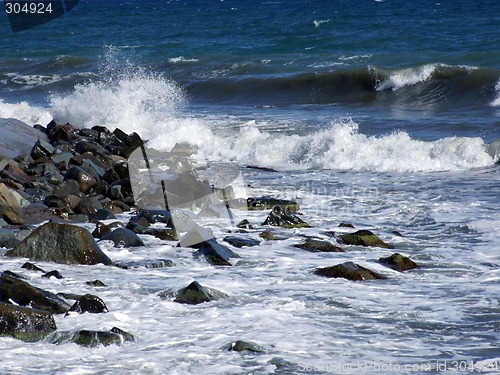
[0,1,500,374]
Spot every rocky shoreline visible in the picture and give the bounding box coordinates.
[0,119,418,349]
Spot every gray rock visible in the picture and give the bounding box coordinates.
[0,302,57,342]
[100,227,144,248]
[0,118,48,159]
[223,235,260,248]
[379,253,419,272]
[171,281,225,305]
[6,222,113,265]
[293,237,344,253]
[223,340,266,353]
[0,228,32,248]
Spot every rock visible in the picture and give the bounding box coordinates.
[100,228,144,248]
[246,197,300,211]
[21,262,45,272]
[65,166,97,193]
[0,228,32,248]
[314,262,387,281]
[197,239,240,266]
[0,272,70,314]
[92,221,112,239]
[171,281,224,305]
[0,182,23,224]
[74,196,103,217]
[114,259,175,269]
[338,222,355,228]
[42,270,63,279]
[67,294,108,314]
[49,327,134,347]
[0,302,57,342]
[293,237,344,253]
[224,340,266,353]
[86,280,107,287]
[236,219,254,229]
[262,206,310,228]
[223,235,260,248]
[30,139,55,160]
[53,179,80,197]
[6,222,113,265]
[91,208,117,221]
[132,209,173,225]
[48,123,75,143]
[379,253,419,272]
[0,118,48,159]
[337,230,392,249]
[259,230,278,241]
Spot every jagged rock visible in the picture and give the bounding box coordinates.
[0,182,23,224]
[223,340,266,353]
[6,222,113,265]
[0,302,57,342]
[30,139,55,160]
[170,281,225,305]
[337,230,392,248]
[100,228,144,248]
[197,239,240,266]
[314,262,387,281]
[0,272,70,314]
[293,237,344,253]
[379,253,419,272]
[223,235,260,248]
[67,294,108,314]
[262,206,310,228]
[114,259,175,269]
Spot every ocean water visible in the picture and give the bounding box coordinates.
[1,1,500,374]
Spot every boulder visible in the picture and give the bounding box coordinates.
[198,239,240,266]
[0,182,23,224]
[0,272,70,314]
[293,237,344,252]
[379,253,419,272]
[0,118,48,159]
[67,294,108,314]
[262,206,310,228]
[48,327,134,347]
[314,262,387,281]
[0,302,57,342]
[6,222,113,265]
[247,197,300,211]
[91,208,117,221]
[337,230,392,249]
[65,166,97,193]
[100,228,144,248]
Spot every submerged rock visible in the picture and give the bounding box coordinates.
[337,230,392,248]
[6,222,113,265]
[314,262,387,281]
[0,272,70,314]
[379,253,419,272]
[114,259,175,269]
[223,235,260,248]
[223,340,266,353]
[170,281,225,305]
[198,239,240,266]
[67,294,108,315]
[246,197,300,211]
[48,327,135,347]
[0,302,57,342]
[262,206,310,228]
[293,237,344,252]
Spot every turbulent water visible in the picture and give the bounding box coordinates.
[1,0,500,374]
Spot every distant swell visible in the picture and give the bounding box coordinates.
[186,64,500,108]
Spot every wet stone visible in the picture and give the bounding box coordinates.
[67,294,108,315]
[314,262,387,281]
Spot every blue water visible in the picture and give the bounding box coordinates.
[1,1,500,374]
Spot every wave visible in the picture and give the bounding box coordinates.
[186,63,500,107]
[492,78,500,107]
[1,59,497,173]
